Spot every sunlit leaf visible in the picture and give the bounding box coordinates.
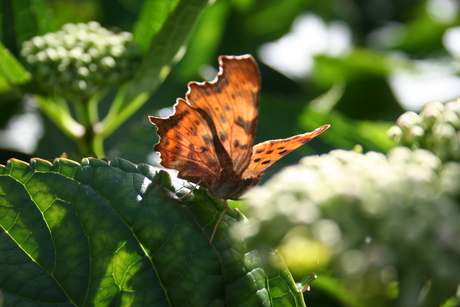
[133,0,181,52]
[0,157,277,305]
[0,41,31,85]
[175,0,231,80]
[267,250,306,307]
[300,105,395,153]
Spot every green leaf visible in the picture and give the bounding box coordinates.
[126,0,209,102]
[267,250,306,307]
[312,275,365,307]
[0,157,273,305]
[313,48,409,88]
[133,0,181,52]
[300,105,395,153]
[0,41,31,86]
[175,0,231,80]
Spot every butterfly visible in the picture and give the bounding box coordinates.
[149,54,329,244]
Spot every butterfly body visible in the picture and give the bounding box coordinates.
[149,55,329,242]
[188,172,263,200]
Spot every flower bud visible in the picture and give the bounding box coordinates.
[387,125,403,143]
[420,101,444,129]
[396,111,422,129]
[21,21,142,100]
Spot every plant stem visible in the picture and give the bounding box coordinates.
[74,97,105,158]
[35,95,84,141]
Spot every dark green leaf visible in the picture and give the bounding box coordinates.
[0,157,274,305]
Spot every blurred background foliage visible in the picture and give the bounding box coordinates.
[1,0,460,306]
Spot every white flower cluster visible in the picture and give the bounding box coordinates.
[21,21,141,100]
[388,100,460,161]
[242,147,460,304]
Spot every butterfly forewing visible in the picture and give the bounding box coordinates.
[186,55,260,176]
[243,124,330,178]
[149,98,221,180]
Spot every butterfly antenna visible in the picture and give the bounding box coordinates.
[209,199,229,245]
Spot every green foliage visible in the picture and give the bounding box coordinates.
[0,157,305,306]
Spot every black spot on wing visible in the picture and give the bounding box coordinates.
[235,116,252,134]
[219,113,226,124]
[261,160,271,165]
[188,127,197,136]
[266,150,273,154]
[218,132,227,142]
[233,140,249,150]
[219,75,229,87]
[213,82,224,94]
[278,149,292,155]
[202,134,213,145]
[253,158,261,163]
[202,87,213,96]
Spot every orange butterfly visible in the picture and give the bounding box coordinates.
[149,54,329,243]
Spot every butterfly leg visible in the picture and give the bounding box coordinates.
[178,179,203,200]
[209,199,230,245]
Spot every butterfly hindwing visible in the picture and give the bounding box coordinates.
[186,55,260,176]
[243,125,330,178]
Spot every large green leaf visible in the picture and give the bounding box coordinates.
[0,157,276,306]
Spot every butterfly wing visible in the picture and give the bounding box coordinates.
[243,124,330,178]
[149,98,221,181]
[186,55,260,176]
